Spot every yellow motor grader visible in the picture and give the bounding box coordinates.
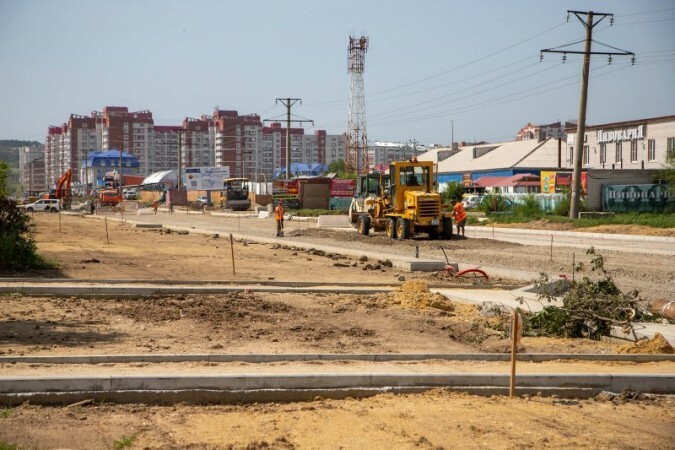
[349,159,453,240]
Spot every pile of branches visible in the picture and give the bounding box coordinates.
[519,248,654,340]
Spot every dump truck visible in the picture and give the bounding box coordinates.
[349,159,453,240]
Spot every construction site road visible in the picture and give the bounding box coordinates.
[85,208,675,303]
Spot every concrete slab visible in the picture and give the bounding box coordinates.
[317,215,352,228]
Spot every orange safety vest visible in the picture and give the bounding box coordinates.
[453,203,466,223]
[274,205,284,220]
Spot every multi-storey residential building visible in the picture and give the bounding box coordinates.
[44,106,348,185]
[516,121,576,141]
[92,107,154,175]
[367,141,417,170]
[210,110,263,178]
[19,145,46,195]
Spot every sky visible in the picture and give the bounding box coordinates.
[1,0,674,146]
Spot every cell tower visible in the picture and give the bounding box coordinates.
[346,35,369,173]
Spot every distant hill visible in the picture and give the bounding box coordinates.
[0,140,42,168]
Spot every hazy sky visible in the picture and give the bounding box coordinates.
[1,0,673,145]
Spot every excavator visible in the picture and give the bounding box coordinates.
[45,169,73,210]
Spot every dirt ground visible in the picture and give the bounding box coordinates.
[1,391,674,450]
[1,213,674,449]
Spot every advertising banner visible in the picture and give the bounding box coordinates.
[272,179,300,209]
[602,184,673,213]
[329,179,355,198]
[553,171,587,194]
[540,171,556,193]
[183,166,230,191]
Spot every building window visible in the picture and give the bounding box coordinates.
[668,137,675,159]
[630,141,638,163]
[615,142,622,163]
[583,145,589,165]
[569,147,573,165]
[648,139,656,161]
[600,143,606,164]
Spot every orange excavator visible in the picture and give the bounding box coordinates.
[54,169,72,210]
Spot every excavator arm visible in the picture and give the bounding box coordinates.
[55,169,72,199]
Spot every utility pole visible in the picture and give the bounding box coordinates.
[174,128,188,190]
[541,10,634,219]
[264,98,313,179]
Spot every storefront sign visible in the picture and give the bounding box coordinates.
[602,184,673,213]
[596,124,645,143]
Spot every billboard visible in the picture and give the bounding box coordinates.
[182,166,230,191]
[602,184,673,213]
[272,179,299,209]
[329,179,355,198]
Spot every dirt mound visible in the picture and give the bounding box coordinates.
[392,280,455,312]
[618,333,674,354]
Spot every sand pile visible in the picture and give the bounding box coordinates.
[618,333,673,354]
[393,280,455,312]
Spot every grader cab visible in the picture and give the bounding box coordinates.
[350,160,453,240]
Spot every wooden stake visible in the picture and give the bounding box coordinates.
[550,234,553,261]
[509,310,520,397]
[105,217,110,245]
[59,212,61,233]
[229,233,236,275]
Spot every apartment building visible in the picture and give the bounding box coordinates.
[44,106,348,187]
[367,141,417,170]
[19,145,46,194]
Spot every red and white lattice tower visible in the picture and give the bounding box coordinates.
[346,35,369,173]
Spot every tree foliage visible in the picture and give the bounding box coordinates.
[327,159,357,179]
[441,182,464,203]
[0,196,52,270]
[520,248,656,339]
[0,161,8,197]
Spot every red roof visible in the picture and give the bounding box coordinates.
[475,173,539,188]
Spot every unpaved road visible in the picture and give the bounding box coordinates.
[1,213,674,449]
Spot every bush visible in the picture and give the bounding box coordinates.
[515,194,544,216]
[479,193,512,214]
[0,196,52,270]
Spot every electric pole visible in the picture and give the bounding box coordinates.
[541,10,634,219]
[174,127,188,190]
[264,98,313,179]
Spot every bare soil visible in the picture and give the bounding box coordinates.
[1,213,674,449]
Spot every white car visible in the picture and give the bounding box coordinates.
[197,195,209,206]
[24,199,60,212]
[462,195,481,209]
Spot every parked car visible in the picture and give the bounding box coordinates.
[461,195,481,209]
[23,199,60,212]
[197,195,209,206]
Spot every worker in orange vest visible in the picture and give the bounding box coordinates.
[274,200,285,237]
[452,200,467,237]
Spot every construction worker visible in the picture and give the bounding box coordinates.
[152,199,159,215]
[274,200,284,237]
[452,200,466,237]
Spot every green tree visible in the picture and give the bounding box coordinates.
[327,159,357,179]
[0,196,54,270]
[441,182,464,203]
[0,161,9,197]
[657,153,675,194]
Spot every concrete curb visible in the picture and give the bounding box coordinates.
[1,373,673,405]
[465,225,675,243]
[2,353,673,365]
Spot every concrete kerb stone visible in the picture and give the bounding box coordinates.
[2,373,673,397]
[3,353,673,366]
[465,225,675,243]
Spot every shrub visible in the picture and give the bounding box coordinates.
[479,193,512,214]
[441,182,464,203]
[0,196,52,270]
